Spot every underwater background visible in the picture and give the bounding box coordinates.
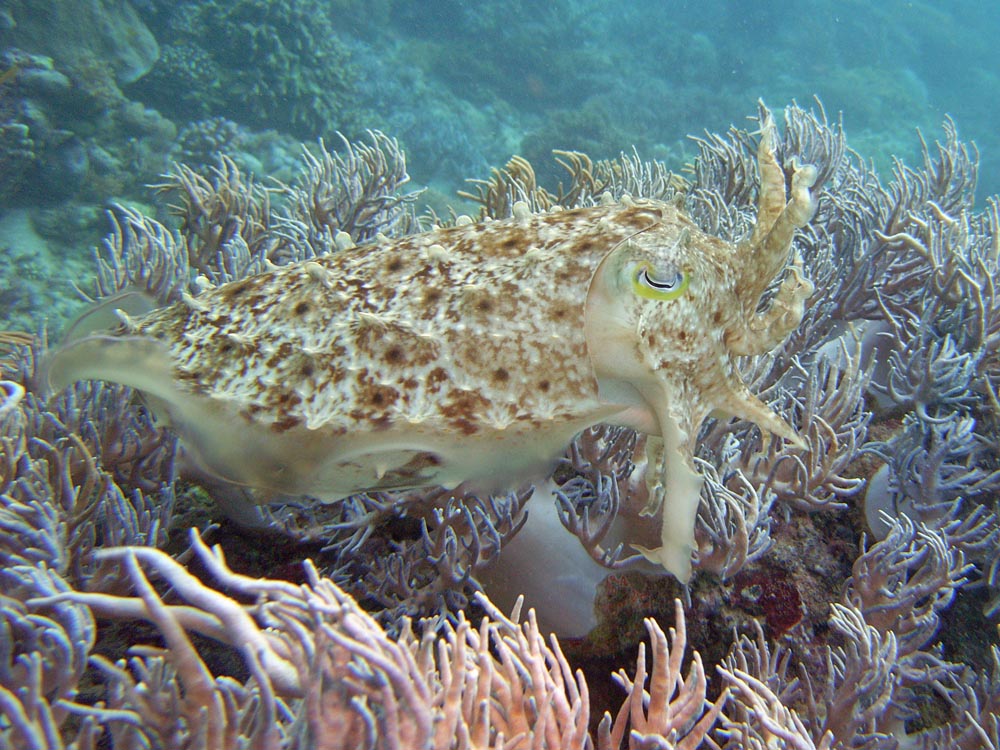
[3,0,1000,334]
[1,1,999,748]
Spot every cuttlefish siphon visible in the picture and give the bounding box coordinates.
[48,110,817,581]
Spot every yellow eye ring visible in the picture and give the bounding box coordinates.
[632,263,689,301]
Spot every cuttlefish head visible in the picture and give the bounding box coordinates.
[584,199,803,454]
[583,109,817,579]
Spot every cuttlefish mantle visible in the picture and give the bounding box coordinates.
[48,105,817,583]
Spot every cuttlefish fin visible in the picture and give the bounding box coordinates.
[60,288,156,344]
[46,335,301,496]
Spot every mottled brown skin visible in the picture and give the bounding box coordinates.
[138,202,696,437]
[49,110,817,580]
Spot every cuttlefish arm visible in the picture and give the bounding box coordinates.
[585,106,818,582]
[630,421,704,582]
[728,105,818,356]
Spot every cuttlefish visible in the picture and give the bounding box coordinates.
[48,111,817,581]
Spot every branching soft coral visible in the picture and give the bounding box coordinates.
[33,529,727,749]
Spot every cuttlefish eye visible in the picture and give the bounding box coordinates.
[632,262,690,301]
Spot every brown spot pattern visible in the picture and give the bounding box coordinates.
[441,389,492,435]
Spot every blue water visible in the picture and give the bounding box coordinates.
[1,0,997,370]
[3,1,999,216]
[361,0,1000,195]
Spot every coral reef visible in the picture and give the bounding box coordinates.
[391,0,605,112]
[1,102,999,748]
[0,0,159,85]
[0,48,168,209]
[131,0,362,140]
